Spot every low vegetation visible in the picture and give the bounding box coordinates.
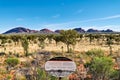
[0,30,120,80]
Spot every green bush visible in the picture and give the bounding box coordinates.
[6,58,19,67]
[86,48,104,58]
[7,75,11,80]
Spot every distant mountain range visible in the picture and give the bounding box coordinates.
[3,27,114,34]
[4,27,38,34]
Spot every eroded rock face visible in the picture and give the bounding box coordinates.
[3,27,114,34]
[87,28,99,32]
[74,28,85,33]
[3,27,38,34]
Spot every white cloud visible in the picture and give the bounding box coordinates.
[42,23,120,31]
[97,25,120,31]
[80,25,120,32]
[42,14,120,31]
[51,14,120,24]
[100,15,120,20]
[83,14,120,22]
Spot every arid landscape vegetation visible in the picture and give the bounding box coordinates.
[1,0,120,80]
[0,29,120,80]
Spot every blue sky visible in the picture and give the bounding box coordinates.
[0,0,120,33]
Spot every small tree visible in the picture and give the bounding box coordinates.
[115,37,120,45]
[94,34,101,45]
[79,34,83,41]
[53,34,62,46]
[86,34,95,45]
[47,34,54,44]
[60,30,79,53]
[21,37,29,56]
[10,35,22,46]
[0,35,8,52]
[106,35,113,56]
[38,35,46,49]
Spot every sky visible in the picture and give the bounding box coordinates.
[0,0,120,33]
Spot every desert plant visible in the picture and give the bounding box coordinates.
[21,37,29,56]
[53,34,62,46]
[38,34,46,49]
[106,36,113,56]
[88,56,114,80]
[60,30,79,53]
[86,48,104,59]
[5,58,19,71]
[47,34,54,44]
[109,70,119,80]
[10,35,22,45]
[86,34,95,44]
[37,68,47,80]
[6,58,19,67]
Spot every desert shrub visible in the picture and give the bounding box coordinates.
[5,58,19,67]
[86,48,104,58]
[88,56,114,80]
[7,75,11,80]
[0,68,7,74]
[37,68,47,80]
[109,70,119,80]
[21,37,29,56]
[21,61,31,67]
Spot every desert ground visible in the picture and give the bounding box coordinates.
[0,33,120,80]
[0,39,119,56]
